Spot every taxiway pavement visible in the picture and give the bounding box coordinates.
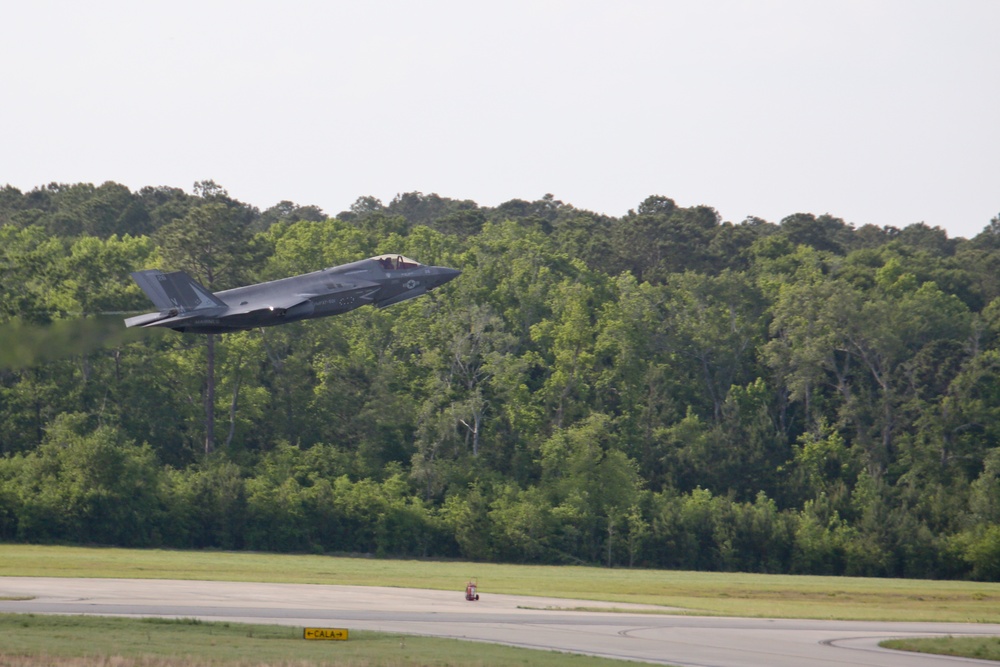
[1,577,998,667]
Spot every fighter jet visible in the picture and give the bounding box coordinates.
[125,254,461,334]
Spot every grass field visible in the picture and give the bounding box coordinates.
[0,613,635,667]
[882,635,1000,661]
[1,544,998,623]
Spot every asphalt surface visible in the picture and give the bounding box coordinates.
[1,577,999,667]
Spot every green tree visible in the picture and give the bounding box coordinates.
[8,413,163,545]
[153,194,268,455]
[539,413,643,564]
[163,459,246,549]
[778,213,852,255]
[488,484,553,562]
[531,276,604,429]
[665,270,766,424]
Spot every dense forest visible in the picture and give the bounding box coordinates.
[1,180,999,580]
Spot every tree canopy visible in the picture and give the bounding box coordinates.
[1,181,1000,580]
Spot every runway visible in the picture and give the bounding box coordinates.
[1,577,998,667]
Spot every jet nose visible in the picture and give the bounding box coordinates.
[433,267,462,287]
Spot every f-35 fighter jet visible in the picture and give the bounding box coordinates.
[125,254,461,334]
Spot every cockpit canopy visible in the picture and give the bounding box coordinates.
[372,254,421,270]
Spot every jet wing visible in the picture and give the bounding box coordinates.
[224,294,318,317]
[222,279,381,318]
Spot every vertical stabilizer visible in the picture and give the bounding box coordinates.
[131,270,226,312]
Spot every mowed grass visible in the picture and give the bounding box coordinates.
[883,635,1000,661]
[0,613,635,667]
[1,544,999,623]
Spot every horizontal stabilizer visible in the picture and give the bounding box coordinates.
[124,311,174,328]
[133,306,227,329]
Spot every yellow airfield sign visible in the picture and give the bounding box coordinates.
[303,627,349,640]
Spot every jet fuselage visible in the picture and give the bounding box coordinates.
[125,255,460,334]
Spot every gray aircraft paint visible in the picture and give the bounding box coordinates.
[126,254,460,334]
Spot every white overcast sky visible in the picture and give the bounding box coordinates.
[3,1,998,239]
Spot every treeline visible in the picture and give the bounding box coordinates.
[1,181,1000,580]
